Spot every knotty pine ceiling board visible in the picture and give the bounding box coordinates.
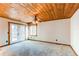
[0,3,78,22]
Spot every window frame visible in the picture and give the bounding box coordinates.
[29,24,37,36]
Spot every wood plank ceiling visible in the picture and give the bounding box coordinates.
[0,3,78,22]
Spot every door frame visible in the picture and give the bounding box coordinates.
[8,22,27,45]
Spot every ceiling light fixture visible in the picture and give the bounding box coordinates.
[32,14,39,24]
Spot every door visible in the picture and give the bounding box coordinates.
[10,23,26,44]
[10,23,17,43]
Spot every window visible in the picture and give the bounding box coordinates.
[29,25,37,36]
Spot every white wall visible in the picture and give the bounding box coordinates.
[0,17,29,46]
[0,19,8,46]
[71,9,79,55]
[29,19,71,45]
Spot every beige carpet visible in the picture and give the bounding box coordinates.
[0,40,76,56]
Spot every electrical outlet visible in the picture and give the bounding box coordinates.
[6,40,8,43]
[56,39,58,41]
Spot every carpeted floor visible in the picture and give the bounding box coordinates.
[0,40,76,56]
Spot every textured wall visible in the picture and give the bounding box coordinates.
[0,19,8,46]
[29,19,71,45]
[71,9,79,55]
